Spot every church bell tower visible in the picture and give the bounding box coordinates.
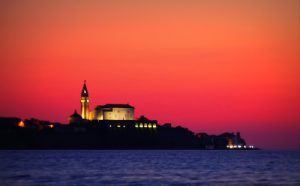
[81,80,89,120]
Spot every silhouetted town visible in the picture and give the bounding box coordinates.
[0,82,258,150]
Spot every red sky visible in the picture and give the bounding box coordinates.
[0,0,299,149]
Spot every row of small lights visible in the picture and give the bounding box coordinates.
[226,145,255,149]
[19,120,156,129]
[18,121,54,128]
[135,123,157,129]
[108,123,157,128]
[109,124,126,128]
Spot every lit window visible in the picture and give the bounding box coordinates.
[135,123,138,128]
[139,123,143,128]
[148,124,152,128]
[123,125,126,128]
[153,124,157,128]
[117,125,121,128]
[49,124,54,128]
[144,123,147,128]
[18,121,25,128]
[109,125,112,128]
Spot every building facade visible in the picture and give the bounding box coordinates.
[70,81,157,129]
[91,104,134,120]
[80,81,134,121]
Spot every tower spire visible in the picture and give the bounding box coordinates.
[81,80,89,97]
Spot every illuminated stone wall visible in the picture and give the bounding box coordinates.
[80,97,89,119]
[92,107,134,120]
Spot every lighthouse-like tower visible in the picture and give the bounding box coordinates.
[81,80,89,120]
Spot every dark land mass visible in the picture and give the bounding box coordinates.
[0,117,258,150]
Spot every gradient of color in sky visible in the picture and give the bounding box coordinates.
[0,0,299,149]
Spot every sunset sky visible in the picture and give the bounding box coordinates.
[0,0,299,149]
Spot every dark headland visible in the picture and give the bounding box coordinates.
[0,116,258,150]
[0,82,258,150]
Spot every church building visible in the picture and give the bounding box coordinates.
[69,81,157,129]
[80,81,135,121]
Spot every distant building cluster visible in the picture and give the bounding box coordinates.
[78,81,135,121]
[69,81,157,129]
[0,81,257,149]
[196,132,255,149]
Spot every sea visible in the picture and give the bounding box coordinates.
[0,150,299,185]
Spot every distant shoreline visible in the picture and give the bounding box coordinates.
[0,117,259,150]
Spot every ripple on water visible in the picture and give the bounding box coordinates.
[0,150,299,185]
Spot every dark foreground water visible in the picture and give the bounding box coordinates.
[0,150,299,185]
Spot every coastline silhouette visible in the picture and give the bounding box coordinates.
[0,81,257,150]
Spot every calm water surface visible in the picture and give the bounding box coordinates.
[0,150,299,185]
